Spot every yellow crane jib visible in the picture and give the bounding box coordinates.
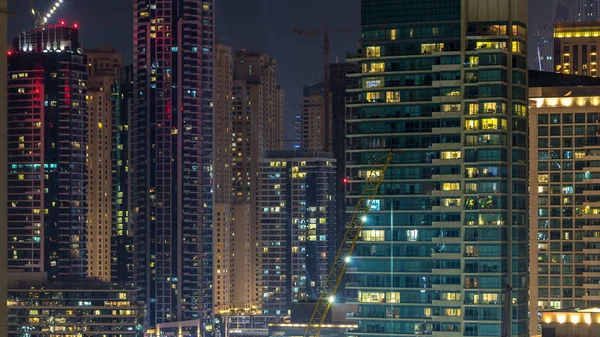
[304,151,395,337]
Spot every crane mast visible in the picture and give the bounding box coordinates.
[293,25,357,153]
[303,151,395,337]
[502,284,513,337]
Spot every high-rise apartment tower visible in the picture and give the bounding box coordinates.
[85,46,123,281]
[258,150,336,315]
[111,65,135,283]
[132,0,215,327]
[1,0,9,334]
[7,24,88,280]
[345,1,528,336]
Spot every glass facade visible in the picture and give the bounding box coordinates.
[6,26,88,280]
[345,1,528,336]
[111,65,135,284]
[132,0,214,328]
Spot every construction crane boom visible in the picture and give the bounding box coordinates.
[30,0,65,27]
[304,151,395,337]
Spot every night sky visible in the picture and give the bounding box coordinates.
[7,0,548,141]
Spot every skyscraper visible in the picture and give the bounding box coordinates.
[301,82,330,152]
[213,43,237,313]
[258,150,337,315]
[132,0,214,326]
[528,72,600,335]
[1,0,9,334]
[85,46,123,281]
[231,50,284,202]
[111,65,135,283]
[7,24,88,280]
[229,50,285,311]
[329,62,358,298]
[576,0,599,21]
[346,1,528,337]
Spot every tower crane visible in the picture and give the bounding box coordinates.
[30,0,65,27]
[293,25,358,153]
[304,151,395,337]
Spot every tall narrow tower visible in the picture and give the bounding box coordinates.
[85,46,123,282]
[132,0,215,327]
[0,0,9,335]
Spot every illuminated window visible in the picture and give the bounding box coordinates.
[468,103,479,115]
[441,292,461,301]
[386,91,400,103]
[465,245,477,257]
[465,120,479,130]
[512,41,524,53]
[386,292,400,303]
[366,46,381,58]
[390,29,397,40]
[443,182,460,191]
[483,102,498,113]
[513,103,526,116]
[482,293,499,304]
[441,151,461,159]
[538,174,549,183]
[421,43,444,54]
[358,291,385,303]
[442,104,461,112]
[363,77,383,88]
[406,230,418,241]
[476,41,507,49]
[480,118,507,130]
[363,62,385,73]
[361,230,385,241]
[445,308,462,316]
[469,56,479,67]
[441,198,461,207]
[366,92,381,102]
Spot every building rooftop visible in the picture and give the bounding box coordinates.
[542,308,600,325]
[554,21,600,38]
[529,70,600,88]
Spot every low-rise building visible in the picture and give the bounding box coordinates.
[541,308,600,337]
[7,273,144,337]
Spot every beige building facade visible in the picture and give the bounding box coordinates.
[85,47,122,281]
[529,85,600,335]
[554,22,600,76]
[301,83,332,152]
[213,47,284,313]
